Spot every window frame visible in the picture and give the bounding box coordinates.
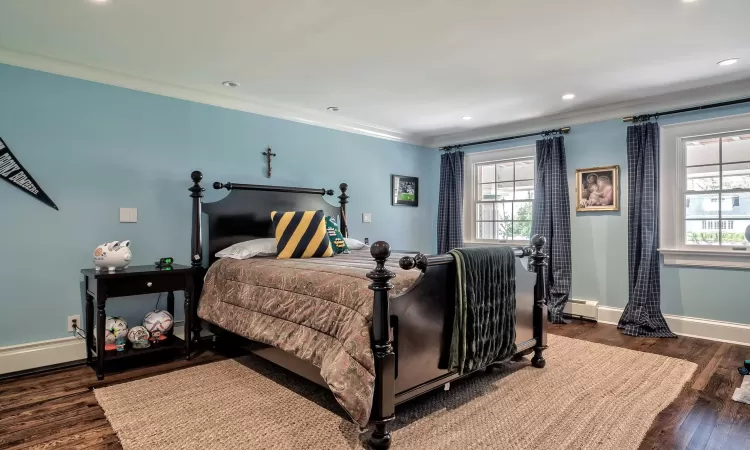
[660,112,750,269]
[462,145,536,245]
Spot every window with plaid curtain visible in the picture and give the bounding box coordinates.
[618,122,676,337]
[531,136,572,324]
[437,151,464,253]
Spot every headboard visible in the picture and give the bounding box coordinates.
[189,171,349,268]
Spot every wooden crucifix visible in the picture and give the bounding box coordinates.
[261,146,277,178]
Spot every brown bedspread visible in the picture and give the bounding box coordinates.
[197,249,419,427]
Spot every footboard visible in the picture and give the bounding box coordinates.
[365,237,548,449]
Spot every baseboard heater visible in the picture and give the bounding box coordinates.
[563,299,599,321]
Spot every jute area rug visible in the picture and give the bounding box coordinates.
[95,335,697,450]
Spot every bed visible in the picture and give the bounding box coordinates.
[186,171,548,449]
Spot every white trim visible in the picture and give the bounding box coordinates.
[0,321,187,376]
[660,248,750,269]
[464,239,531,247]
[462,145,536,243]
[597,306,750,346]
[0,336,85,375]
[428,79,750,148]
[0,47,421,145]
[597,306,627,325]
[173,324,186,340]
[464,145,537,164]
[4,48,750,150]
[659,112,750,268]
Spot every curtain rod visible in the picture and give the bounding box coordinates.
[623,97,750,123]
[439,127,570,151]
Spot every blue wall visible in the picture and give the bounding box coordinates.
[0,63,438,347]
[3,59,747,348]
[461,103,750,324]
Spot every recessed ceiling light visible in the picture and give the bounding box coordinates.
[718,58,739,66]
[222,81,240,88]
[327,106,339,112]
[682,0,698,3]
[562,93,576,100]
[462,116,473,121]
[90,0,108,3]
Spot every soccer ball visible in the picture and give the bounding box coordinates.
[143,310,173,339]
[126,325,150,343]
[103,316,128,344]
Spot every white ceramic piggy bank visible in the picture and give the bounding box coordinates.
[93,240,132,272]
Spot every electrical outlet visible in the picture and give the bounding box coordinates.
[364,237,369,245]
[68,315,81,332]
[362,213,372,223]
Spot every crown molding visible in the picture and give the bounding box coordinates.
[0,47,425,146]
[4,47,750,150]
[426,78,750,148]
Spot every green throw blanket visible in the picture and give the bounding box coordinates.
[447,247,517,375]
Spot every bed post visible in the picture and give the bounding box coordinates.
[366,241,396,450]
[188,171,205,350]
[338,183,349,238]
[529,234,548,368]
[190,171,205,268]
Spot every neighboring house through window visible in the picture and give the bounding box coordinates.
[462,145,535,244]
[660,113,750,268]
[701,220,734,230]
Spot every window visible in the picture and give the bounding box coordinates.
[463,145,535,243]
[660,113,750,268]
[683,132,750,246]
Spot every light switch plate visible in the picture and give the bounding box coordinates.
[362,213,372,223]
[120,208,137,223]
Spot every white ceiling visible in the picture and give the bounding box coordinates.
[1,0,749,146]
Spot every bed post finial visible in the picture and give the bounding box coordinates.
[366,241,396,450]
[338,183,349,238]
[190,171,205,268]
[529,234,548,369]
[398,253,428,272]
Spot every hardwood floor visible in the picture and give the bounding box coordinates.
[551,320,750,450]
[0,321,748,449]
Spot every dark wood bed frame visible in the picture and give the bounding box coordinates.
[187,171,548,449]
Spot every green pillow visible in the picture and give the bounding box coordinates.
[325,216,350,254]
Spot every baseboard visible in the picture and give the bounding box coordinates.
[597,306,625,326]
[0,336,86,376]
[598,306,750,346]
[0,320,186,376]
[563,299,599,320]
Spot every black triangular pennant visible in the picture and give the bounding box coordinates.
[0,137,58,211]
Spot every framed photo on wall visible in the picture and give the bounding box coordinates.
[576,165,619,212]
[391,174,419,207]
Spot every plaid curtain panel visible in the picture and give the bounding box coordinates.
[437,151,465,254]
[618,123,676,338]
[531,136,572,324]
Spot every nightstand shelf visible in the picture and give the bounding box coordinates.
[81,264,197,380]
[91,335,179,361]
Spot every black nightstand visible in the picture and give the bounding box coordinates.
[81,264,195,380]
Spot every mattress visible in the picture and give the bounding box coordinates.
[197,249,420,427]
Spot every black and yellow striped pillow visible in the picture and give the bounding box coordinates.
[270,210,334,259]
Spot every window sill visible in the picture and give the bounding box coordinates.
[659,248,750,269]
[464,240,531,247]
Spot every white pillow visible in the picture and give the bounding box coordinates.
[344,238,370,250]
[215,238,277,259]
